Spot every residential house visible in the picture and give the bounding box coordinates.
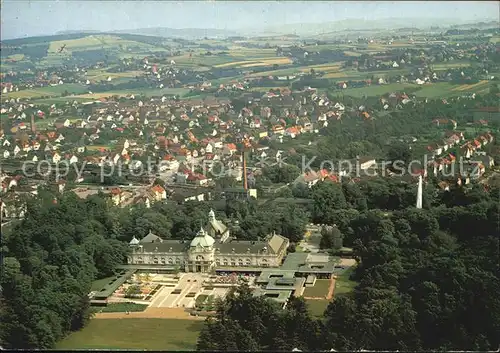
[110,188,122,206]
[272,125,285,135]
[52,152,61,164]
[187,172,210,186]
[54,119,71,129]
[293,171,321,188]
[283,126,297,139]
[170,188,207,203]
[1,198,27,219]
[150,185,167,202]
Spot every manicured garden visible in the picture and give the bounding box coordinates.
[195,294,216,311]
[56,319,203,350]
[302,279,331,298]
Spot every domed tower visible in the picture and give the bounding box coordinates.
[208,209,216,222]
[188,227,216,273]
[129,236,140,246]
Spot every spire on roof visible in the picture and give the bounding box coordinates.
[129,236,140,246]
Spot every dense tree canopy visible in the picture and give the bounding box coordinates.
[197,191,500,351]
[0,190,129,349]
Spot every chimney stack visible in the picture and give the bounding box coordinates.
[31,115,36,133]
[243,150,248,190]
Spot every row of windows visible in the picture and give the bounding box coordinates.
[134,256,270,266]
[136,257,182,265]
[215,258,269,266]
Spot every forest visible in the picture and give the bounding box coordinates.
[197,189,500,351]
[0,165,498,349]
[0,190,128,349]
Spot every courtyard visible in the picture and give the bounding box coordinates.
[107,272,234,310]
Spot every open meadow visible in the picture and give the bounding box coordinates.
[56,318,203,350]
[3,83,88,99]
[47,35,161,54]
[337,83,416,98]
[27,87,189,104]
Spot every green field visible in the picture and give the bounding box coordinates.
[431,61,471,70]
[306,299,331,317]
[413,81,491,98]
[57,319,204,350]
[334,267,357,297]
[339,83,416,98]
[30,87,190,104]
[336,80,493,99]
[95,303,148,313]
[48,35,159,54]
[3,83,89,99]
[302,279,331,298]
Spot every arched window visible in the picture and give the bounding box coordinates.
[245,258,251,265]
[196,255,204,261]
[137,257,143,264]
[167,258,173,264]
[223,259,228,265]
[161,258,166,264]
[238,258,243,265]
[153,257,159,264]
[175,258,180,264]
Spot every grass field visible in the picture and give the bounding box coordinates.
[95,303,149,313]
[47,35,158,54]
[302,279,331,298]
[214,57,292,68]
[244,62,344,78]
[86,145,112,151]
[31,87,189,103]
[413,81,491,98]
[334,267,357,297]
[339,83,415,98]
[451,80,489,92]
[431,61,472,70]
[306,299,330,317]
[4,83,89,99]
[57,319,203,350]
[85,69,144,81]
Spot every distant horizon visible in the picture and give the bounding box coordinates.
[1,1,499,40]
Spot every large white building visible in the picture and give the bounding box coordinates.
[128,209,289,273]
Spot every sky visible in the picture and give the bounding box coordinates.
[1,1,499,40]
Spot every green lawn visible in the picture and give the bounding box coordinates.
[56,319,204,350]
[31,87,190,104]
[4,83,88,99]
[339,83,416,98]
[302,279,331,298]
[413,80,491,99]
[95,303,148,313]
[306,299,331,317]
[334,267,357,297]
